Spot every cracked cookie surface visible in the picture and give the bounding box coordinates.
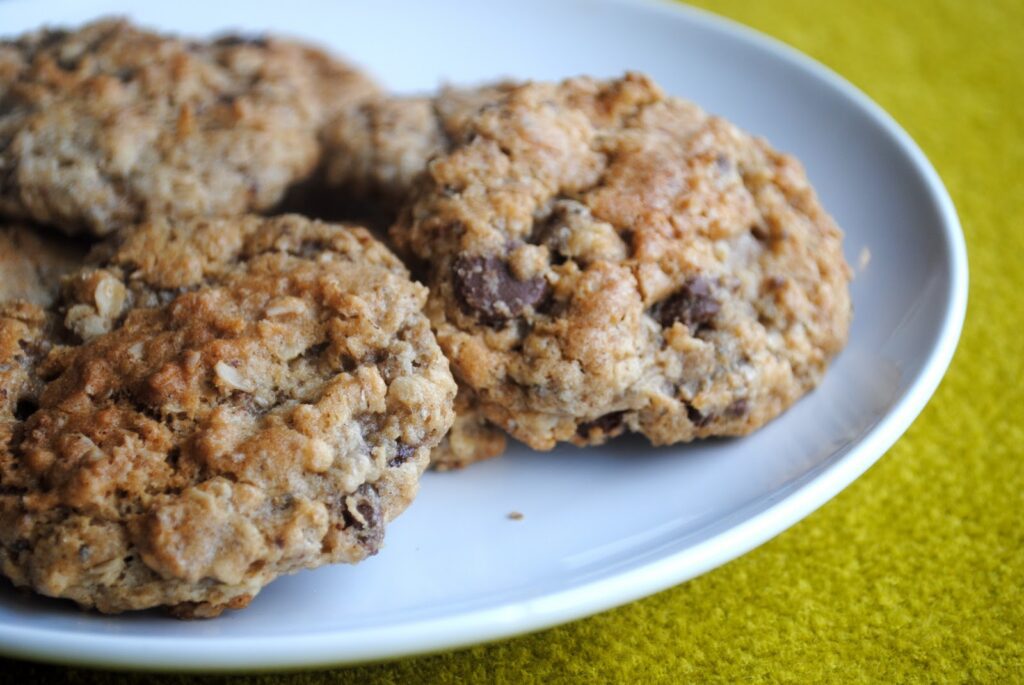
[0,19,378,236]
[391,73,852,451]
[0,214,455,616]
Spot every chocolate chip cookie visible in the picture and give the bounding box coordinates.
[0,223,85,306]
[0,214,456,616]
[392,73,852,451]
[0,19,378,237]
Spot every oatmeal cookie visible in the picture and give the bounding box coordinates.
[0,223,85,306]
[0,214,455,616]
[392,73,852,451]
[0,19,378,236]
[321,83,515,209]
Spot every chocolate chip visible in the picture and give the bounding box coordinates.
[686,403,712,427]
[576,411,626,439]
[388,444,415,467]
[725,399,749,418]
[341,484,380,531]
[341,484,384,553]
[654,278,720,330]
[452,255,548,324]
[751,224,770,242]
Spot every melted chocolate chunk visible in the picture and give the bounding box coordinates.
[452,255,548,324]
[576,411,627,439]
[654,278,720,330]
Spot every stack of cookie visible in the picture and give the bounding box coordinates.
[0,20,851,617]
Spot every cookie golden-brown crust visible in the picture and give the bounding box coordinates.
[0,19,378,236]
[0,224,85,306]
[393,73,852,451]
[0,214,455,615]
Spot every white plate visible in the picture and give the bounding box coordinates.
[0,0,967,671]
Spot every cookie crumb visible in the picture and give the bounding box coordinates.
[858,246,872,271]
[507,511,524,521]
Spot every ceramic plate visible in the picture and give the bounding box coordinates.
[0,0,967,671]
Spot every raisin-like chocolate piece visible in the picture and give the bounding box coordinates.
[576,411,627,439]
[452,255,548,324]
[655,278,720,330]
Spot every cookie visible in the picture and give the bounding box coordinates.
[0,19,378,237]
[392,73,852,451]
[321,83,515,211]
[0,223,85,306]
[0,214,456,616]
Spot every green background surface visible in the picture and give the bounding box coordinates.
[4,0,1022,681]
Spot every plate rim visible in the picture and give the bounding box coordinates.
[0,0,969,671]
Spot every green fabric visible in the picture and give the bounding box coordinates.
[4,0,1022,681]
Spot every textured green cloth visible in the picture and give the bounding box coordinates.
[4,0,1022,681]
